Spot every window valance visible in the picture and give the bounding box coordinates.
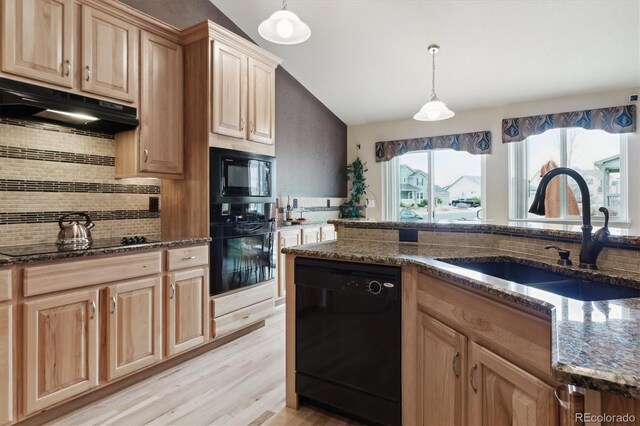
[375,130,491,162]
[502,105,635,143]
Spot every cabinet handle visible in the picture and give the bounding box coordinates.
[85,65,91,82]
[111,296,116,313]
[469,363,478,393]
[90,300,97,319]
[240,118,245,131]
[243,313,253,319]
[144,148,149,162]
[452,352,460,377]
[554,389,570,410]
[183,255,196,260]
[170,283,175,299]
[250,121,254,133]
[64,60,71,76]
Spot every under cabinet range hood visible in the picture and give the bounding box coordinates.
[0,78,139,133]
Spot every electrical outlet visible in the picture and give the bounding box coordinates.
[293,198,298,208]
[149,196,159,213]
[630,94,638,102]
[327,199,331,207]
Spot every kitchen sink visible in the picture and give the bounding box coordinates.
[443,260,640,301]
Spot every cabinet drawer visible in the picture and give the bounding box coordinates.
[211,281,274,318]
[0,270,11,302]
[24,251,162,297]
[212,299,273,339]
[417,272,552,378]
[167,245,209,271]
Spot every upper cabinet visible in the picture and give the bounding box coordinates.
[212,41,247,139]
[80,6,138,102]
[1,0,74,87]
[247,57,275,145]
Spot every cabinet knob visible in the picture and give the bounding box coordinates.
[144,148,149,162]
[250,121,254,133]
[452,352,460,377]
[170,283,176,299]
[90,300,97,319]
[110,296,116,313]
[469,363,478,393]
[243,313,253,319]
[64,60,71,77]
[85,65,91,82]
[183,255,196,260]
[240,118,245,131]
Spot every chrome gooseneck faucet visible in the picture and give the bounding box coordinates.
[528,167,610,269]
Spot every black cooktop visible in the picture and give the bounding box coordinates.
[0,236,159,257]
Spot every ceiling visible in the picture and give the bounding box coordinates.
[212,0,640,125]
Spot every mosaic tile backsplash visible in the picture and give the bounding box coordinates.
[0,118,160,246]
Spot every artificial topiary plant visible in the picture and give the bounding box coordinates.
[339,145,368,218]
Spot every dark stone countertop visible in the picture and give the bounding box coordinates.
[0,235,211,266]
[328,219,640,249]
[282,239,640,399]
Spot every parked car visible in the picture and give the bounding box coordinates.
[400,209,424,221]
[451,198,480,208]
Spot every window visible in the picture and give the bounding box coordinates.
[509,128,627,221]
[390,150,483,222]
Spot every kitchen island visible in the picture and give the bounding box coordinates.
[282,226,640,425]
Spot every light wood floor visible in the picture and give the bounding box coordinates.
[49,306,354,426]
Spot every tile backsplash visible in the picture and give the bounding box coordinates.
[0,118,160,246]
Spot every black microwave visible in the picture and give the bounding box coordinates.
[210,148,276,204]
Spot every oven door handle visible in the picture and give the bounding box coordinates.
[234,225,266,233]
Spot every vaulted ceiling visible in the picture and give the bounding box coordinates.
[212,0,640,125]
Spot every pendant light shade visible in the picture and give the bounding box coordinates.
[258,1,310,45]
[414,44,454,121]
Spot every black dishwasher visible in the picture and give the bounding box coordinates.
[295,258,401,425]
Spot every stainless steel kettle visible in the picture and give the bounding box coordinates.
[56,212,95,247]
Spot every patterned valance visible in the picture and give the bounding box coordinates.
[375,131,491,162]
[502,105,636,143]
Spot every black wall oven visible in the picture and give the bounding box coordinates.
[210,147,275,204]
[209,203,276,296]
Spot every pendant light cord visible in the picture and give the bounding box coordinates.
[431,50,438,100]
[282,0,287,9]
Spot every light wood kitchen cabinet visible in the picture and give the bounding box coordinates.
[277,230,301,299]
[80,6,138,102]
[417,313,467,426]
[247,57,275,145]
[320,225,337,241]
[107,277,162,381]
[23,289,99,415]
[0,305,12,426]
[116,31,183,178]
[212,40,247,139]
[467,341,556,426]
[166,268,209,356]
[1,0,74,87]
[301,227,321,245]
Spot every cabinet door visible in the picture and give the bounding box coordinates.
[139,31,183,176]
[166,268,209,356]
[1,0,74,87]
[277,231,301,298]
[417,313,466,426]
[468,342,556,426]
[301,227,320,245]
[320,226,336,242]
[247,57,275,145]
[107,277,162,381]
[212,40,247,139]
[0,305,12,425]
[23,289,99,415]
[81,6,138,102]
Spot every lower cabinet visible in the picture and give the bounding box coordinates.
[211,281,274,339]
[166,268,209,356]
[277,230,301,299]
[107,277,162,380]
[468,341,556,425]
[417,313,467,425]
[23,289,100,415]
[0,305,12,426]
[301,227,320,245]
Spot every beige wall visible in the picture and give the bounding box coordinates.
[348,88,640,225]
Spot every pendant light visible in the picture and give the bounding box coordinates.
[414,44,455,121]
[258,0,311,45]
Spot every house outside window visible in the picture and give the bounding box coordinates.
[509,128,627,222]
[389,150,483,222]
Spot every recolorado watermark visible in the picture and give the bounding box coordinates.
[576,412,636,423]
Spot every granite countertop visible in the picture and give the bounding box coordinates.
[283,239,640,399]
[328,219,640,249]
[0,235,211,266]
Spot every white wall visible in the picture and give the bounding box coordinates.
[348,88,640,225]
